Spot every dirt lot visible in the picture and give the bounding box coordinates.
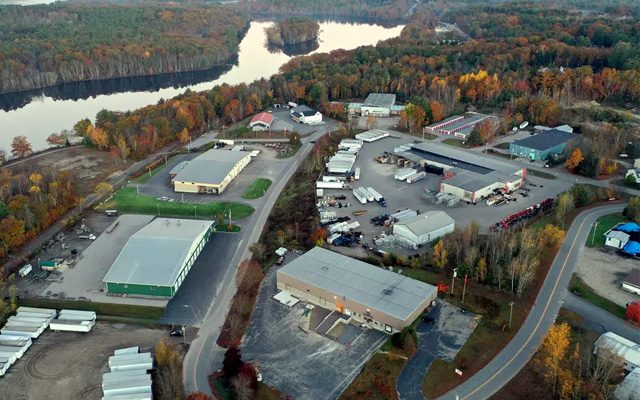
[0,322,164,400]
[7,146,127,196]
[576,247,640,307]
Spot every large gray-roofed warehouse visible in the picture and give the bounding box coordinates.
[102,218,214,298]
[276,247,437,334]
[171,149,252,194]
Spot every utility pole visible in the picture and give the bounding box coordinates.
[450,268,457,296]
[590,221,599,246]
[157,204,160,216]
[194,205,197,218]
[462,274,468,303]
[508,301,514,329]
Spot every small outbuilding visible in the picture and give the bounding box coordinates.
[622,269,640,295]
[604,230,630,250]
[509,128,577,161]
[276,247,437,334]
[291,105,322,124]
[392,211,455,246]
[248,112,274,131]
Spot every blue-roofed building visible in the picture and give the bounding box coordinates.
[509,128,577,161]
[622,241,640,256]
[615,222,640,233]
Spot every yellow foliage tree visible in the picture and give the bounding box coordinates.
[535,322,571,394]
[433,239,447,272]
[177,128,190,145]
[565,148,584,172]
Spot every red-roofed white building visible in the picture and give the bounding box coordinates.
[249,112,274,131]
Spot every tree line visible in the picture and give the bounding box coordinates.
[0,3,249,94]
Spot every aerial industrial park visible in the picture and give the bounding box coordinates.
[1,2,640,400]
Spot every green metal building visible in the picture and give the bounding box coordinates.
[103,218,214,298]
[509,129,577,161]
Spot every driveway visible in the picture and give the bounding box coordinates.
[397,302,479,400]
[242,267,387,400]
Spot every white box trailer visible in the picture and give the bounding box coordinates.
[353,188,367,204]
[366,187,383,201]
[395,168,416,180]
[109,353,153,372]
[50,319,95,333]
[1,325,43,338]
[0,350,18,364]
[17,307,57,316]
[8,315,49,325]
[359,187,374,202]
[391,209,418,222]
[406,171,426,183]
[19,264,32,277]
[102,393,152,400]
[327,233,342,245]
[344,221,361,231]
[103,370,147,382]
[58,310,97,321]
[328,222,348,234]
[113,347,140,356]
[317,181,344,190]
[0,361,11,377]
[0,344,25,358]
[354,167,360,180]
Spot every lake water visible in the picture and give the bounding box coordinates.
[0,20,404,152]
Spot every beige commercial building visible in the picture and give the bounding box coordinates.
[171,149,252,194]
[276,247,437,334]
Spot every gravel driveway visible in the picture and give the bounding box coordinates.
[576,247,639,306]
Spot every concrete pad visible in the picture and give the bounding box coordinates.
[42,214,166,307]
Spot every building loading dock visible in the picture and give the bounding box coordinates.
[276,247,437,334]
[399,142,526,203]
[392,211,455,247]
[171,149,252,194]
[509,128,578,161]
[103,218,214,298]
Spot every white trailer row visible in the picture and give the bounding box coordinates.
[103,348,153,400]
[353,188,368,204]
[366,187,383,202]
[390,209,418,222]
[49,309,96,333]
[327,221,360,234]
[395,168,417,181]
[406,171,426,183]
[316,181,345,190]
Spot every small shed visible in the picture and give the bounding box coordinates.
[622,269,640,295]
[604,230,630,250]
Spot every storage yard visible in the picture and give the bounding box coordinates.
[0,321,163,400]
[315,131,567,254]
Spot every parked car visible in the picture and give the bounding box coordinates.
[170,327,184,337]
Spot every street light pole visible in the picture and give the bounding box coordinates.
[451,268,457,296]
[590,221,598,246]
[508,301,514,329]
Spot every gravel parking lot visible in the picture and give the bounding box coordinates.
[576,247,640,306]
[242,266,387,400]
[320,133,568,252]
[0,322,164,400]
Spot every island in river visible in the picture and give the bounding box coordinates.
[265,18,320,49]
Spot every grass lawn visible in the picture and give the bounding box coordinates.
[340,352,407,400]
[215,223,241,232]
[19,297,164,324]
[98,188,254,219]
[276,143,301,159]
[527,168,557,180]
[585,213,627,247]
[242,178,272,199]
[442,138,468,148]
[493,142,511,149]
[569,275,626,319]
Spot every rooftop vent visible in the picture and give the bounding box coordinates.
[382,288,393,296]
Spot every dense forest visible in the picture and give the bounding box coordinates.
[243,0,412,22]
[265,18,320,47]
[0,3,249,94]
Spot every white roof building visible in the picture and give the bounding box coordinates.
[172,149,252,194]
[392,211,455,246]
[615,367,640,400]
[604,230,630,250]
[594,332,640,372]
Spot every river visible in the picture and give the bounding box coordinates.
[0,20,404,152]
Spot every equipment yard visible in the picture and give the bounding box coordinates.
[0,322,164,400]
[317,131,567,254]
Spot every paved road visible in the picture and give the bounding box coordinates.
[563,292,640,343]
[183,126,335,395]
[437,203,626,400]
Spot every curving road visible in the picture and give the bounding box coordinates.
[437,203,626,400]
[183,126,335,395]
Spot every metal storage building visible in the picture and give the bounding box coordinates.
[103,218,213,297]
[594,332,640,372]
[622,269,640,295]
[509,128,577,161]
[276,247,437,334]
[392,211,455,246]
[361,93,397,117]
[172,149,252,194]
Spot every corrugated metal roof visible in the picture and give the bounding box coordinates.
[623,268,640,287]
[172,149,251,186]
[594,332,640,367]
[511,129,577,151]
[103,218,213,287]
[363,93,396,109]
[394,211,454,237]
[278,247,437,321]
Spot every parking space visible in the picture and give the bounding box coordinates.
[242,266,387,400]
[133,144,290,205]
[397,301,479,400]
[320,133,568,253]
[41,214,166,307]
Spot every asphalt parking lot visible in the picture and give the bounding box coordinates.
[397,301,479,400]
[320,133,568,250]
[269,109,340,136]
[134,144,290,205]
[161,231,243,325]
[242,267,387,400]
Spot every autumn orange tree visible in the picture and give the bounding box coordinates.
[10,135,32,158]
[534,322,579,398]
[565,148,584,172]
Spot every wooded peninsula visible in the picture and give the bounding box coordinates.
[0,3,249,94]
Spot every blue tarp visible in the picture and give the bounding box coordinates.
[622,240,640,256]
[615,222,640,233]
